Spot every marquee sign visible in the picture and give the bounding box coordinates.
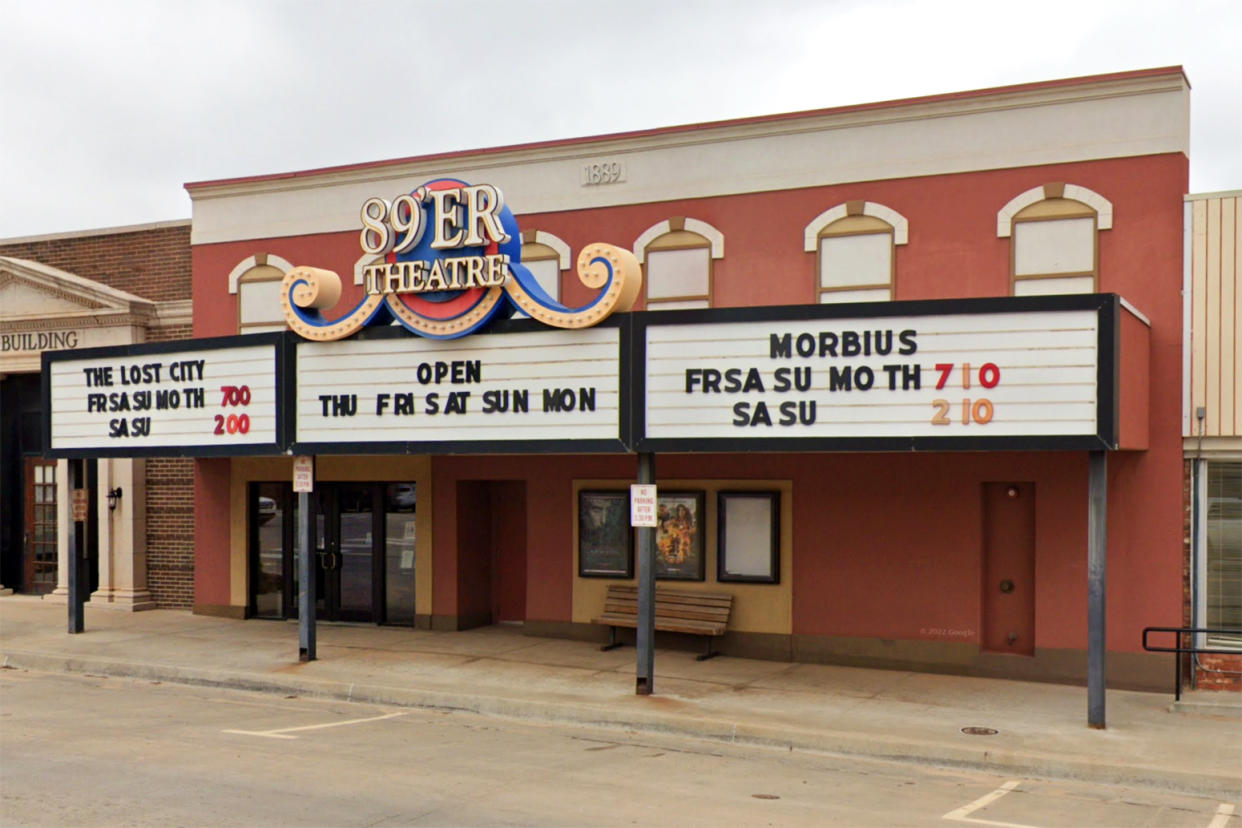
[43,335,283,457]
[292,321,627,454]
[635,295,1120,452]
[41,295,1137,459]
[280,178,641,341]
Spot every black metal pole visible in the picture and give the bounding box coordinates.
[1175,631,1183,702]
[298,490,315,661]
[1087,450,1107,728]
[635,452,655,695]
[67,459,84,634]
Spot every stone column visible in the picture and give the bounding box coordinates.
[91,458,155,610]
[45,459,71,604]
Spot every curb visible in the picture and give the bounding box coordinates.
[5,649,1239,800]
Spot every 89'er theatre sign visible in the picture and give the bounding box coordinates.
[636,302,1111,452]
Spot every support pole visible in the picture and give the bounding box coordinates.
[298,491,316,662]
[635,452,655,695]
[1087,450,1107,729]
[67,459,85,634]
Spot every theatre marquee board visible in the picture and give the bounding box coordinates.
[635,294,1121,453]
[291,319,629,454]
[42,333,285,458]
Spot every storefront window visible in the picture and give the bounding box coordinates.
[1205,462,1241,647]
[252,482,287,618]
[385,483,416,625]
[31,461,58,592]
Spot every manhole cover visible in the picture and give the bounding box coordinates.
[960,726,999,736]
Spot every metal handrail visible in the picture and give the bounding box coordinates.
[1141,626,1242,701]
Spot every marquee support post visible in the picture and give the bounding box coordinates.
[67,459,85,634]
[636,452,655,695]
[1087,449,1107,728]
[298,490,316,662]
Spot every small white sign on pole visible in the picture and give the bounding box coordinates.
[292,455,315,493]
[630,484,658,528]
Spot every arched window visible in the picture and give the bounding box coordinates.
[228,254,293,333]
[804,201,907,303]
[519,230,570,311]
[633,217,723,310]
[998,183,1112,296]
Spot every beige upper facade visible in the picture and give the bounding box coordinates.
[1185,191,1242,451]
[187,68,1190,246]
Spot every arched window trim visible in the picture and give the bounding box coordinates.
[633,217,723,263]
[633,217,722,309]
[805,201,903,304]
[997,183,1113,237]
[1001,183,1110,296]
[522,230,571,270]
[234,257,291,333]
[228,253,293,294]
[517,229,570,307]
[803,201,908,252]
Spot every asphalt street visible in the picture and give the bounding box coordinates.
[1,668,1235,827]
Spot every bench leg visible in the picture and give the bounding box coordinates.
[600,626,624,652]
[696,636,720,661]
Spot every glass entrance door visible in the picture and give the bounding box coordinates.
[249,480,415,625]
[23,459,58,594]
[315,484,378,623]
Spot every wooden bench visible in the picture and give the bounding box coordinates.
[592,584,733,660]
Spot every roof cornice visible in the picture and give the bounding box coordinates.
[185,67,1189,202]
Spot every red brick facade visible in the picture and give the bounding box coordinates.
[0,223,191,302]
[144,457,195,608]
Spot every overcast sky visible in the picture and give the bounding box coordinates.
[2,0,1239,239]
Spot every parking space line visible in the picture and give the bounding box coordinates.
[943,780,1042,828]
[223,711,406,739]
[1208,803,1236,828]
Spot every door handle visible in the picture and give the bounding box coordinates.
[999,578,1015,593]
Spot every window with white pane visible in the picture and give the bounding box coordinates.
[819,217,894,303]
[517,230,569,317]
[999,184,1112,297]
[634,218,723,310]
[228,254,294,334]
[1201,461,1241,648]
[804,201,906,304]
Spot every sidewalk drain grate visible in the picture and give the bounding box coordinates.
[960,726,999,735]
[751,794,780,800]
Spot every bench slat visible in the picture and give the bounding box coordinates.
[592,584,734,645]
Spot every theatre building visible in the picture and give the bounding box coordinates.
[43,68,1195,690]
[2,222,193,607]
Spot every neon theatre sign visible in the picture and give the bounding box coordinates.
[281,178,641,341]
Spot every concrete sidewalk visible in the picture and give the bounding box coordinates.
[2,596,1238,799]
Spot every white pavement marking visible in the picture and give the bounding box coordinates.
[223,711,406,740]
[943,780,1044,828]
[1208,803,1236,828]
